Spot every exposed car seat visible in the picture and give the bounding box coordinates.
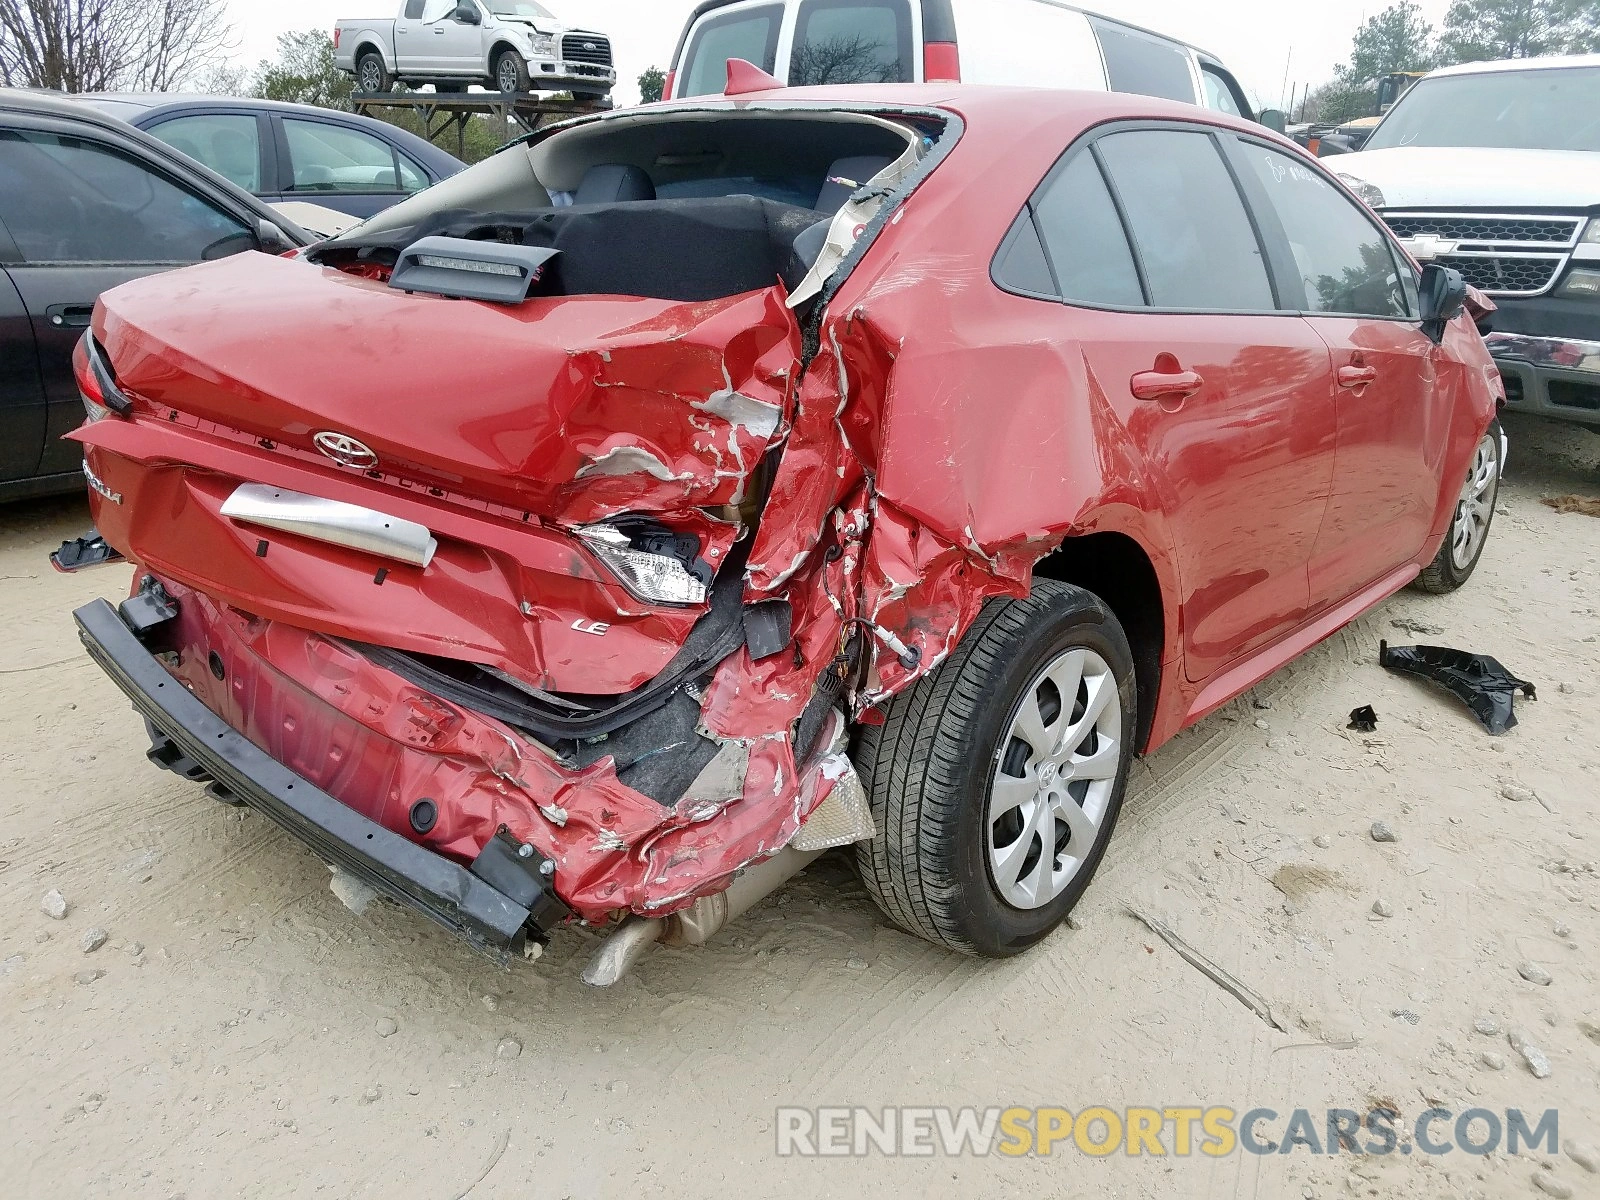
[573,164,656,205]
[344,196,827,303]
[816,156,895,213]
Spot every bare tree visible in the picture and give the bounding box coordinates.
[789,33,906,87]
[0,0,234,92]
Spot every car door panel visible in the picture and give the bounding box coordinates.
[0,124,258,479]
[436,6,484,73]
[1005,126,1339,686]
[0,265,47,483]
[1074,314,1337,681]
[9,264,156,475]
[1223,137,1451,611]
[1305,319,1452,603]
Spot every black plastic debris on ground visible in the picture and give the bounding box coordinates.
[1348,706,1378,733]
[1379,641,1536,736]
[50,532,124,573]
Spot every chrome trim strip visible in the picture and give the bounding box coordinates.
[220,483,438,568]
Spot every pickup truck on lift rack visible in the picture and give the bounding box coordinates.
[334,0,615,98]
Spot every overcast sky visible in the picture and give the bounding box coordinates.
[223,0,1453,109]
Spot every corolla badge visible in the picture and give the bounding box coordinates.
[313,431,380,470]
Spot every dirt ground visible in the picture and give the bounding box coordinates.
[1,413,1597,1199]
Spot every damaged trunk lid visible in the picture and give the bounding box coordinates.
[93,251,799,525]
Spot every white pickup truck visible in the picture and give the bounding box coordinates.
[1335,55,1600,429]
[334,0,616,98]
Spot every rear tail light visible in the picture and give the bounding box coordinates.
[923,42,960,83]
[333,28,341,50]
[663,69,676,99]
[576,524,707,606]
[74,335,132,421]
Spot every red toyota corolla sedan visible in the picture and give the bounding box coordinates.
[69,80,1504,982]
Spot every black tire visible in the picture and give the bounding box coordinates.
[356,51,391,94]
[494,49,531,94]
[1414,418,1502,594]
[853,581,1138,957]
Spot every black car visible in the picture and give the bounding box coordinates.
[0,89,316,501]
[77,95,466,221]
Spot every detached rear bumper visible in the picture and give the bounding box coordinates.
[74,598,569,957]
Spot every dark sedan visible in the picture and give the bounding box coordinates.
[0,89,316,501]
[77,95,465,221]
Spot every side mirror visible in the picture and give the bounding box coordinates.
[1419,263,1468,344]
[453,3,481,23]
[1257,108,1287,134]
[254,219,297,255]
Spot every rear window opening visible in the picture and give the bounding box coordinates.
[311,106,953,307]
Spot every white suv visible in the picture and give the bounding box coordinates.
[667,0,1266,127]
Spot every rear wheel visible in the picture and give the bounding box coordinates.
[853,581,1137,957]
[356,51,390,94]
[494,50,530,94]
[1414,419,1502,594]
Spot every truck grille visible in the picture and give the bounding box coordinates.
[562,34,613,67]
[1379,211,1584,298]
[1444,255,1566,296]
[1383,215,1583,244]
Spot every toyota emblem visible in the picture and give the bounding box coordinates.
[313,431,380,470]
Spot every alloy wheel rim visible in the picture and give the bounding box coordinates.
[1450,432,1499,571]
[987,648,1122,910]
[361,62,381,90]
[499,60,518,91]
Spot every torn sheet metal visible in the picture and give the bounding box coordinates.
[1379,641,1536,736]
[151,575,848,922]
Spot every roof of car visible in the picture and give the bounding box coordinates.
[0,87,133,128]
[654,81,1250,122]
[72,92,466,171]
[1424,53,1600,80]
[0,86,315,241]
[674,0,1223,65]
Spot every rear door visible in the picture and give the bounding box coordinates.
[0,121,257,479]
[787,0,914,86]
[675,1,787,97]
[0,251,47,485]
[273,115,431,219]
[996,123,1338,683]
[1087,17,1200,106]
[395,0,438,70]
[1226,137,1448,607]
[140,109,274,197]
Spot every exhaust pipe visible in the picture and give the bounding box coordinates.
[580,845,826,987]
[580,713,875,987]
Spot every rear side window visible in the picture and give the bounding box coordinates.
[146,113,262,192]
[680,4,784,98]
[1090,19,1197,104]
[283,118,425,195]
[1096,129,1274,310]
[1236,142,1410,317]
[404,0,425,17]
[0,130,250,264]
[790,0,913,86]
[1032,152,1144,307]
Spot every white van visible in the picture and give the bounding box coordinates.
[666,0,1265,124]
